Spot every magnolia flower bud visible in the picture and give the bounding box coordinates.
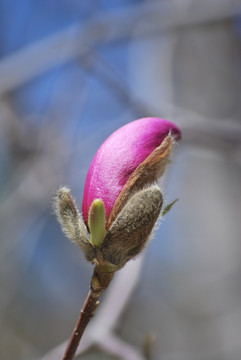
[82,117,181,227]
[55,117,181,270]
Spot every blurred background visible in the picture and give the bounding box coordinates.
[1,0,241,359]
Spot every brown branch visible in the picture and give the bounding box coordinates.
[41,257,144,360]
[62,266,114,360]
[62,290,99,360]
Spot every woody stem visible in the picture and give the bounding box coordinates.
[62,267,114,360]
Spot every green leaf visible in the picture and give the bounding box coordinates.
[161,199,178,217]
[88,199,106,248]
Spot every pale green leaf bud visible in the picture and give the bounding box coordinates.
[88,199,106,248]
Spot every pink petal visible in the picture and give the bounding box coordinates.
[82,117,181,225]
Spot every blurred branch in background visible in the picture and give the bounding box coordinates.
[0,97,71,256]
[81,51,241,163]
[0,0,240,153]
[0,0,238,95]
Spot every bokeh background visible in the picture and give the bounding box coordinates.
[1,1,241,359]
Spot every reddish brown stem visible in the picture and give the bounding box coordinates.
[62,290,99,360]
[62,267,114,360]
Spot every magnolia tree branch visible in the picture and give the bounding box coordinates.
[41,257,144,360]
[62,266,114,360]
[62,290,101,360]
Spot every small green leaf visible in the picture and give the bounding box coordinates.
[88,199,106,248]
[161,199,178,217]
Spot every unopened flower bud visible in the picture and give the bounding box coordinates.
[82,117,181,227]
[55,117,181,269]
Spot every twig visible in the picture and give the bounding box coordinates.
[62,290,99,360]
[62,266,114,360]
[41,257,144,360]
